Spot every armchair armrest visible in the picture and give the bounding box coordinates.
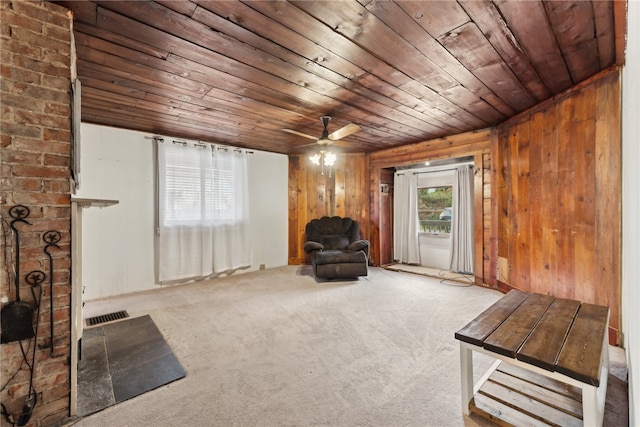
[348,239,370,253]
[304,241,324,253]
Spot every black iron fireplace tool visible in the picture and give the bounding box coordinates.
[43,230,61,357]
[1,205,35,344]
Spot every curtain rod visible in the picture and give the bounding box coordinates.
[147,135,253,153]
[396,164,473,176]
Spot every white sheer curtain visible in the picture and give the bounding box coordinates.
[210,146,251,273]
[393,171,420,264]
[449,165,474,273]
[157,141,251,282]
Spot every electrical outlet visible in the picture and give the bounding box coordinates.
[259,264,266,270]
[1,295,8,304]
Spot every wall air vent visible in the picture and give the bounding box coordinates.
[86,310,129,327]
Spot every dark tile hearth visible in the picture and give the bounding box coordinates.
[78,315,186,417]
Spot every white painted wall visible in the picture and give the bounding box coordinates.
[418,234,450,270]
[75,124,288,300]
[622,1,640,424]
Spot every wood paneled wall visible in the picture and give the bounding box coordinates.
[288,153,368,264]
[496,67,621,341]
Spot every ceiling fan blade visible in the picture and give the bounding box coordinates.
[282,129,317,140]
[329,123,361,141]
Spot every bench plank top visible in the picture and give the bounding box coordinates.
[555,303,610,386]
[455,291,609,386]
[517,298,581,371]
[454,289,529,346]
[483,293,555,358]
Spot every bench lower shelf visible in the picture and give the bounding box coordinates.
[470,362,584,427]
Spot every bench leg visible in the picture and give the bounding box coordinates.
[582,385,602,427]
[459,342,473,415]
[582,339,609,427]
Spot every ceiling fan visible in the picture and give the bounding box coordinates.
[283,116,361,147]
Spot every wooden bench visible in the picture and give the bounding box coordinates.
[455,290,610,426]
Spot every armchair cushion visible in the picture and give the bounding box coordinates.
[314,250,367,265]
[321,234,349,250]
[347,240,369,252]
[303,241,323,253]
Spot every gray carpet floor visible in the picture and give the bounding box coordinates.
[67,266,628,427]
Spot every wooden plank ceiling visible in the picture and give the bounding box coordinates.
[53,0,626,155]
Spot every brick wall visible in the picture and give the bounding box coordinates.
[1,1,72,426]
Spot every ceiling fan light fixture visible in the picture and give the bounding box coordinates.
[309,150,336,177]
[324,151,336,166]
[309,153,321,165]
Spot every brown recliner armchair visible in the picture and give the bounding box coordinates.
[303,216,369,279]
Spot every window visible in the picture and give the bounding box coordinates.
[160,144,244,227]
[162,155,214,226]
[156,140,251,281]
[417,186,452,234]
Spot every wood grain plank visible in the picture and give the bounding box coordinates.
[469,394,549,427]
[474,153,483,282]
[454,289,530,346]
[369,129,492,169]
[613,0,627,65]
[528,111,544,290]
[496,127,509,266]
[506,125,519,287]
[288,156,301,263]
[368,168,381,266]
[515,120,530,289]
[497,362,582,402]
[517,298,581,371]
[481,153,492,284]
[476,380,582,426]
[541,103,559,297]
[555,303,609,386]
[55,0,98,24]
[77,45,211,96]
[74,21,169,59]
[555,95,576,300]
[572,86,597,305]
[471,394,550,427]
[334,162,346,219]
[544,1,600,83]
[594,71,621,336]
[592,1,615,68]
[489,130,500,287]
[379,168,394,265]
[489,370,582,417]
[458,0,550,102]
[496,0,573,94]
[483,293,554,358]
[437,22,535,112]
[392,0,470,39]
